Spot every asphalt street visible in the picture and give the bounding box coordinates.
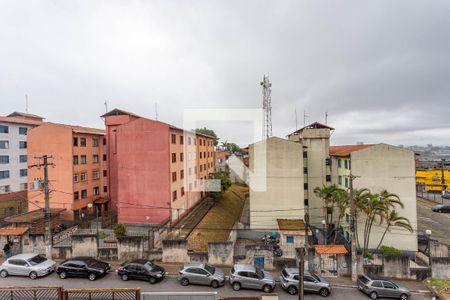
[0,272,430,300]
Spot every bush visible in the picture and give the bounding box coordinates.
[379,245,401,255]
[363,250,373,260]
[113,224,127,237]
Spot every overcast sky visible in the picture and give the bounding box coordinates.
[1,1,450,146]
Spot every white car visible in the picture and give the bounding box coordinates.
[0,253,56,279]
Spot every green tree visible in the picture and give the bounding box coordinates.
[314,184,339,226]
[375,210,413,250]
[113,223,127,237]
[195,127,218,146]
[207,172,232,200]
[220,141,241,154]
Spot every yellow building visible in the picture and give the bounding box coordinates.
[416,169,450,192]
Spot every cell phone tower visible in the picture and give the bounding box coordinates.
[260,75,272,140]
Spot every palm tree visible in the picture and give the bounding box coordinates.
[333,188,348,243]
[314,184,338,226]
[375,210,413,250]
[353,188,371,249]
[361,193,388,254]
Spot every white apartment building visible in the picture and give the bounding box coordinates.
[0,112,43,194]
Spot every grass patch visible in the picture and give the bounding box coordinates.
[425,278,450,294]
[187,184,248,252]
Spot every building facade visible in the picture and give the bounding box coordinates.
[0,112,43,194]
[27,123,108,221]
[102,109,215,226]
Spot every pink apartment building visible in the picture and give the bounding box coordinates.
[102,109,215,226]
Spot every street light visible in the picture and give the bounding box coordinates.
[88,203,99,257]
[321,220,327,245]
[426,229,432,257]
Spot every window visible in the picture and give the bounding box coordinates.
[73,155,79,165]
[326,175,331,182]
[180,170,184,179]
[73,137,78,146]
[203,151,206,158]
[0,125,8,133]
[81,189,87,199]
[189,183,192,191]
[286,236,294,244]
[194,166,197,174]
[200,152,202,159]
[181,187,185,196]
[19,127,27,135]
[93,186,100,196]
[20,169,27,177]
[73,173,79,182]
[19,141,27,149]
[338,176,342,185]
[80,172,87,181]
[200,165,203,172]
[103,138,107,145]
[172,172,177,182]
[74,192,79,200]
[0,156,9,164]
[304,183,308,190]
[304,199,309,206]
[180,135,184,144]
[103,170,107,177]
[0,185,10,193]
[372,281,383,288]
[92,138,99,147]
[103,186,108,193]
[171,153,176,163]
[344,160,349,169]
[303,167,308,174]
[180,153,184,162]
[345,177,349,188]
[92,171,99,180]
[188,168,192,176]
[188,137,192,145]
[92,155,99,163]
[103,154,107,161]
[349,160,351,170]
[171,134,176,144]
[19,155,27,163]
[338,159,342,168]
[0,141,9,149]
[303,151,308,158]
[80,155,87,164]
[80,138,86,147]
[383,281,396,289]
[172,190,177,201]
[194,138,196,145]
[325,158,331,166]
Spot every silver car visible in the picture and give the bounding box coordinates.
[280,267,331,297]
[178,263,225,288]
[0,253,56,279]
[229,264,275,293]
[358,274,410,300]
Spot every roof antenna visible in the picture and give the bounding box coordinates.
[25,95,29,113]
[325,111,328,125]
[303,111,308,126]
[104,100,108,113]
[155,103,158,120]
[295,108,298,130]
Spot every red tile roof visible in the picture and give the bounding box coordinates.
[216,150,231,159]
[329,144,373,157]
[315,245,348,255]
[7,112,44,121]
[4,208,66,223]
[0,191,27,203]
[0,116,43,126]
[0,227,29,236]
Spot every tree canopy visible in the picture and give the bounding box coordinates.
[195,127,218,146]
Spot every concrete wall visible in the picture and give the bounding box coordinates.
[147,249,163,261]
[431,257,450,279]
[430,240,449,257]
[22,234,45,254]
[52,247,72,259]
[162,239,189,263]
[208,242,234,266]
[117,236,144,261]
[99,248,118,260]
[352,144,417,252]
[249,137,304,229]
[188,251,208,263]
[245,247,274,270]
[71,234,98,257]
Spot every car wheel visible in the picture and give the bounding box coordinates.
[0,270,8,278]
[149,276,157,284]
[121,274,128,281]
[370,291,378,299]
[88,273,96,281]
[211,280,219,288]
[400,294,409,300]
[262,285,273,293]
[59,271,67,279]
[180,278,189,286]
[232,282,241,291]
[29,271,38,280]
[320,288,330,297]
[288,285,298,295]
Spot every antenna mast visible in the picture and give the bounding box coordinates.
[260,75,272,139]
[104,100,108,113]
[25,95,29,113]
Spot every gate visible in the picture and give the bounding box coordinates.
[64,288,140,300]
[0,286,63,300]
[254,256,264,269]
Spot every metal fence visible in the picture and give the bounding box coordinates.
[0,286,63,300]
[65,288,140,300]
[0,287,140,300]
[141,292,218,300]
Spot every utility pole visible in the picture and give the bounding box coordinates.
[441,159,446,204]
[29,155,55,259]
[298,247,305,300]
[349,173,358,282]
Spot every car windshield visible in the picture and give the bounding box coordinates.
[144,261,154,270]
[204,264,215,274]
[84,258,98,267]
[256,269,264,278]
[358,275,370,283]
[312,274,320,282]
[27,255,47,266]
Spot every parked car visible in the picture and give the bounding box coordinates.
[229,264,275,293]
[117,259,165,284]
[357,274,410,300]
[279,267,331,297]
[431,204,450,213]
[0,253,56,279]
[56,256,110,281]
[442,192,450,200]
[178,263,225,288]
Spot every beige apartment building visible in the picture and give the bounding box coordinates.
[330,143,417,251]
[248,137,304,230]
